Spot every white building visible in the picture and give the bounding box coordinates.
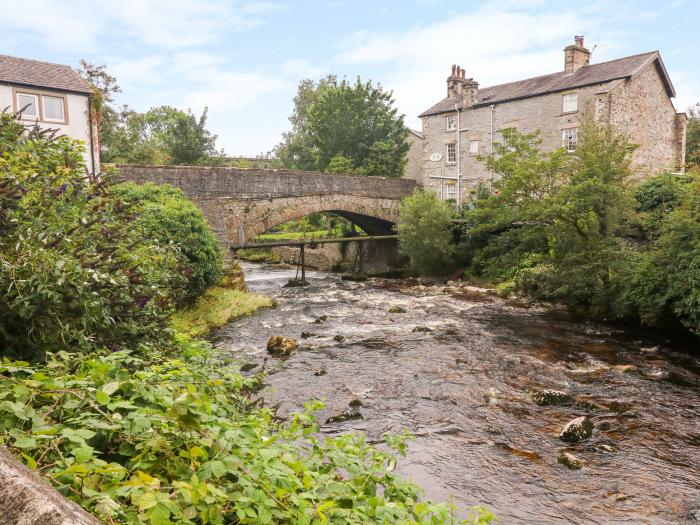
[0,55,99,174]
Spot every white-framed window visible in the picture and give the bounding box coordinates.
[469,140,479,154]
[444,180,457,201]
[42,95,66,122]
[563,93,578,113]
[16,92,39,119]
[445,114,456,131]
[562,127,578,152]
[446,143,456,164]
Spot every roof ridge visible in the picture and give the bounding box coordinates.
[478,50,658,93]
[0,54,77,70]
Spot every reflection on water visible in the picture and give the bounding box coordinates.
[212,262,700,524]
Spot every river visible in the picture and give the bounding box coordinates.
[212,261,700,524]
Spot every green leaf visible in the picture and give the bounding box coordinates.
[13,436,37,450]
[72,445,94,463]
[95,391,110,405]
[101,381,120,396]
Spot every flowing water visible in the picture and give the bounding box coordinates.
[212,261,700,524]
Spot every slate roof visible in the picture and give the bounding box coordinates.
[419,51,674,117]
[0,55,92,95]
[409,129,424,139]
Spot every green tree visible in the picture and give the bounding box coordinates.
[276,77,409,177]
[326,154,354,173]
[112,182,223,302]
[398,190,456,275]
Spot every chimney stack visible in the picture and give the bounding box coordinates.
[446,64,479,107]
[564,35,590,74]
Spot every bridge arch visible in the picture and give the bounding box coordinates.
[115,164,415,251]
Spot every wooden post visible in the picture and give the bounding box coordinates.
[300,244,306,282]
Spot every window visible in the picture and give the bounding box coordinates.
[446,143,456,164]
[469,140,479,154]
[444,181,457,201]
[446,114,456,131]
[42,95,65,122]
[16,93,38,118]
[562,127,578,152]
[563,93,578,113]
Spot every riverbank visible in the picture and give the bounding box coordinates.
[171,262,274,337]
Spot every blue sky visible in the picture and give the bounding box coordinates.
[3,0,698,155]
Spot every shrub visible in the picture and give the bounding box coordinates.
[0,340,495,524]
[112,182,223,302]
[0,112,182,358]
[397,190,456,275]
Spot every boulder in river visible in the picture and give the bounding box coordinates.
[341,273,368,282]
[325,409,363,424]
[333,334,345,343]
[313,368,326,376]
[412,325,433,333]
[531,389,574,406]
[388,305,406,313]
[313,315,328,324]
[266,336,300,358]
[300,331,314,338]
[560,416,594,442]
[558,451,585,470]
[348,398,363,408]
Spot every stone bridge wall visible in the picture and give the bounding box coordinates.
[114,165,416,250]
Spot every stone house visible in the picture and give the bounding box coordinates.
[404,129,424,182]
[413,37,687,202]
[0,55,99,174]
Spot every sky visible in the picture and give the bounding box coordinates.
[2,0,698,156]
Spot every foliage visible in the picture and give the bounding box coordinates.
[0,340,494,524]
[275,77,409,177]
[104,106,223,165]
[327,155,355,173]
[0,112,182,358]
[172,265,273,337]
[686,103,700,170]
[112,182,224,302]
[398,190,456,275]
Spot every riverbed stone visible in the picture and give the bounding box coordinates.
[341,273,368,282]
[594,443,619,453]
[313,368,326,376]
[266,336,300,358]
[348,398,363,408]
[325,409,363,424]
[531,389,574,406]
[560,416,594,442]
[388,305,406,313]
[313,315,328,324]
[412,325,433,333]
[300,331,314,338]
[333,335,345,342]
[558,451,585,470]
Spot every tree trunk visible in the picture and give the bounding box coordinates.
[0,446,102,524]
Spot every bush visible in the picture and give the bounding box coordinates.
[397,190,456,275]
[112,182,223,302]
[0,112,182,358]
[0,340,495,524]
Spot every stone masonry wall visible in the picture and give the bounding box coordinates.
[115,165,415,253]
[419,80,616,200]
[608,61,682,176]
[404,132,424,182]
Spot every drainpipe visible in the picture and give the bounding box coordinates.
[88,94,97,177]
[455,102,461,208]
[489,104,495,188]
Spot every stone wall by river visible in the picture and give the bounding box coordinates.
[212,262,700,524]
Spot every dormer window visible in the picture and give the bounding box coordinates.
[563,93,578,113]
[446,114,456,131]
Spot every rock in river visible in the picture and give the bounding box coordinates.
[388,305,406,313]
[266,336,300,358]
[531,389,574,406]
[412,325,433,333]
[560,416,594,442]
[558,451,585,470]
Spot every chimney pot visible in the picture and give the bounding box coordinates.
[461,69,466,79]
[451,64,456,76]
[575,35,584,47]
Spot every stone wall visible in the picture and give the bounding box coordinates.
[404,132,424,183]
[609,61,683,176]
[115,165,415,252]
[419,80,615,199]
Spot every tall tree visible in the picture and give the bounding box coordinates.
[275,77,409,177]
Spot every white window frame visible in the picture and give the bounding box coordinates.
[562,127,578,152]
[445,114,456,131]
[16,92,39,119]
[446,143,456,164]
[41,94,66,123]
[469,140,479,155]
[444,180,457,201]
[563,93,578,113]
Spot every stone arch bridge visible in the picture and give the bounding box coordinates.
[115,165,416,249]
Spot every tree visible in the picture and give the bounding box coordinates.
[77,60,122,155]
[275,77,409,177]
[326,155,354,173]
[397,190,456,275]
[686,103,700,171]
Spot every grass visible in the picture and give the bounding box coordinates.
[171,263,274,337]
[254,229,331,241]
[236,248,282,263]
